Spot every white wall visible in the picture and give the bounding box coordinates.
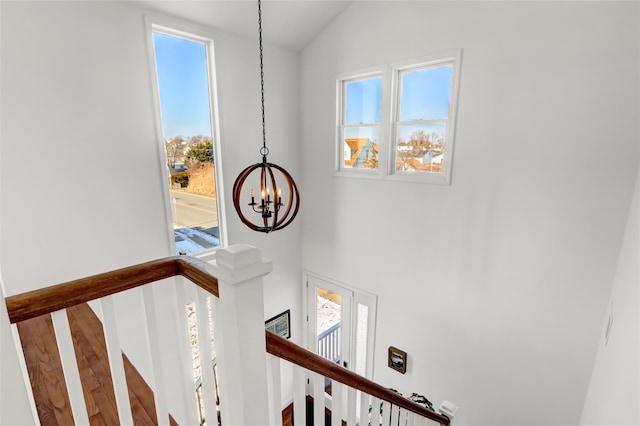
[1,0,172,291]
[1,0,301,311]
[1,0,301,421]
[300,2,639,425]
[1,300,36,425]
[579,170,639,426]
[0,2,37,423]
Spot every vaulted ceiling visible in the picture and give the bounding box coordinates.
[134,0,352,51]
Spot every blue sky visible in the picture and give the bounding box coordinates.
[345,65,452,142]
[345,78,382,125]
[400,66,452,121]
[153,32,212,139]
[153,32,451,144]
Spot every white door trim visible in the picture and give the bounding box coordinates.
[303,270,378,380]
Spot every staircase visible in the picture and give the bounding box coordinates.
[3,245,453,426]
[17,303,178,425]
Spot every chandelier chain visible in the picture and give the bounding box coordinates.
[258,0,267,156]
[231,0,300,234]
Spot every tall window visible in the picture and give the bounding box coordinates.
[150,24,224,255]
[336,50,461,185]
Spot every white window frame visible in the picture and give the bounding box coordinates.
[145,15,227,259]
[388,49,462,185]
[335,67,390,179]
[335,49,462,185]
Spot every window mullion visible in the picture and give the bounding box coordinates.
[395,119,448,127]
[343,123,380,128]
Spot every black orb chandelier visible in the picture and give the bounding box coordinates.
[232,0,300,234]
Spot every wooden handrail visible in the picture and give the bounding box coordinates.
[5,256,218,324]
[6,255,447,424]
[265,332,450,426]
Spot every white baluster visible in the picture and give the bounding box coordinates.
[410,411,424,426]
[380,400,392,426]
[347,386,357,425]
[331,381,343,426]
[326,336,330,360]
[173,277,200,425]
[371,397,381,426]
[406,410,415,426]
[311,371,324,426]
[141,285,169,426]
[266,354,282,425]
[196,288,217,425]
[390,403,400,426]
[359,391,370,426]
[50,310,90,425]
[293,364,306,426]
[99,296,134,425]
[398,407,409,426]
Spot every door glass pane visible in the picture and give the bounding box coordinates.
[316,288,342,364]
[316,287,342,396]
[354,303,369,377]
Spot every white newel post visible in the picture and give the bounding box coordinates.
[207,244,273,426]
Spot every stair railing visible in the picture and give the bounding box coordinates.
[5,255,218,324]
[4,244,274,426]
[317,321,341,364]
[265,331,451,426]
[5,244,452,426]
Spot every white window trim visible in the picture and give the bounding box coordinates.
[387,49,462,185]
[334,66,391,180]
[335,49,462,186]
[145,15,228,257]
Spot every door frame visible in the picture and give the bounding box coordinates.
[302,270,378,380]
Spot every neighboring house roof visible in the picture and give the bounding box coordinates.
[345,137,369,151]
[345,138,378,167]
[398,157,443,172]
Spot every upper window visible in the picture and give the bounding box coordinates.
[339,74,383,172]
[336,50,461,185]
[390,54,459,184]
[149,22,225,255]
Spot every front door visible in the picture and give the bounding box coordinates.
[308,275,353,375]
[305,272,377,383]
